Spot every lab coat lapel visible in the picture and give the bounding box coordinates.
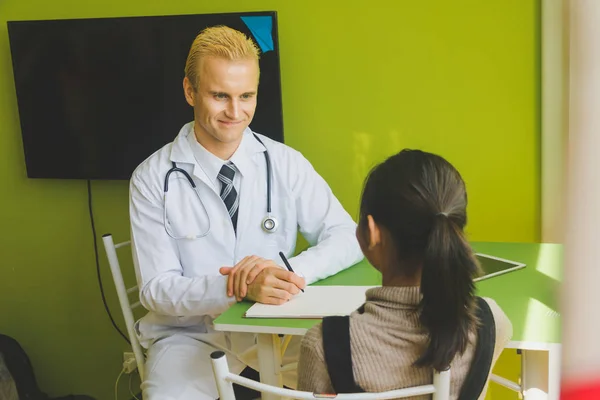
[169,123,215,191]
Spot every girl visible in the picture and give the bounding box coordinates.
[297,149,512,399]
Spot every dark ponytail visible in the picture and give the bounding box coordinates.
[359,149,481,372]
[415,213,480,371]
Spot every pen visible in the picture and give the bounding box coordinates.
[279,251,304,292]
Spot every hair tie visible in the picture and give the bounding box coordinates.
[436,212,449,217]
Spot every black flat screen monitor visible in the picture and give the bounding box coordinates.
[7,12,284,179]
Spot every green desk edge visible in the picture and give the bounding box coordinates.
[214,242,562,345]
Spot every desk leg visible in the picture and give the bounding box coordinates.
[257,333,283,400]
[522,348,561,400]
[548,347,561,400]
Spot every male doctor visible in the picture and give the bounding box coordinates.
[129,26,363,399]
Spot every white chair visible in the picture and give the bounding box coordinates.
[210,350,451,400]
[490,372,521,393]
[102,233,146,381]
[101,233,297,384]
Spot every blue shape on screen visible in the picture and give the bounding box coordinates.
[241,16,274,53]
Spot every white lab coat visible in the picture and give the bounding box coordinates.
[129,122,363,393]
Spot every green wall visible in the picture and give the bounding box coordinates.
[0,1,539,399]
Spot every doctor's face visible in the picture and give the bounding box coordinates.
[184,56,259,153]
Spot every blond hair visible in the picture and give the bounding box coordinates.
[184,25,260,90]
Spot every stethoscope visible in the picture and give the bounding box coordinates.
[163,134,278,240]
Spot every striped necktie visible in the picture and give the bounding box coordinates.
[218,161,239,233]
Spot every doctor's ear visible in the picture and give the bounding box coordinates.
[183,77,196,107]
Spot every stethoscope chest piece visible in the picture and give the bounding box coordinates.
[261,215,279,233]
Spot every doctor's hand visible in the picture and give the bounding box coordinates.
[220,256,284,301]
[245,267,306,305]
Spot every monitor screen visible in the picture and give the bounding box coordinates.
[7,12,284,180]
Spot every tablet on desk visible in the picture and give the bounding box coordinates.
[474,253,526,281]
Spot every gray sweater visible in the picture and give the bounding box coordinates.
[298,286,512,399]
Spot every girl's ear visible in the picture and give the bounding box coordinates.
[367,215,381,250]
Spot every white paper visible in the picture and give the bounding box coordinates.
[244,285,377,319]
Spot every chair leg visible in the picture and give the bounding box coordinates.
[433,369,451,400]
[211,351,236,400]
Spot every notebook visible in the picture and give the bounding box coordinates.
[244,285,376,319]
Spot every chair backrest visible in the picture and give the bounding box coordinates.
[102,233,146,381]
[210,350,450,400]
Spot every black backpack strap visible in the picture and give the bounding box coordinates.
[458,297,497,400]
[322,316,365,393]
